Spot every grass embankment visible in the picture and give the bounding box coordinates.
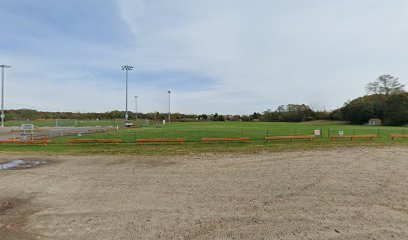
[0,121,407,155]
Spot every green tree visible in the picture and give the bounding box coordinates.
[384,93,408,126]
[366,74,405,96]
[341,97,376,124]
[250,112,261,120]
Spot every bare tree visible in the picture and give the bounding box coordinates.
[366,74,405,96]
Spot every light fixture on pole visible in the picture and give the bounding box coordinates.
[0,65,11,127]
[121,65,133,121]
[168,90,171,124]
[134,95,138,123]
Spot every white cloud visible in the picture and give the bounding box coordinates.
[1,0,408,114]
[115,0,408,114]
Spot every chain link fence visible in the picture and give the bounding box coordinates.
[5,119,163,128]
[21,126,408,144]
[51,128,324,143]
[328,128,408,138]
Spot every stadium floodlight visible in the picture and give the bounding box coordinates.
[134,95,138,123]
[168,90,171,124]
[0,65,11,127]
[121,65,133,121]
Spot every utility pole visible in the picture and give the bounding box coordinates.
[121,65,133,121]
[0,65,11,127]
[168,90,171,124]
[135,95,138,123]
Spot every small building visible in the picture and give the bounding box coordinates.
[368,118,382,126]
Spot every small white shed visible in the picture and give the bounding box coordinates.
[368,118,382,126]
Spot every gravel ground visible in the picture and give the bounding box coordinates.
[0,147,407,239]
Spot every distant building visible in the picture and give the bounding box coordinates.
[368,118,382,126]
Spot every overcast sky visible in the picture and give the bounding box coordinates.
[1,0,407,114]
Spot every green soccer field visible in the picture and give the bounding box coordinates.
[52,120,408,143]
[1,120,407,156]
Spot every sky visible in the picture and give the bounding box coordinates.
[1,0,408,114]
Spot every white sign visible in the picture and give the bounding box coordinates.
[338,130,344,136]
[21,124,34,131]
[163,120,166,125]
[314,130,321,136]
[125,122,134,127]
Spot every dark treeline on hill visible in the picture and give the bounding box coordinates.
[339,93,408,125]
[337,74,407,126]
[239,74,408,126]
[4,109,198,122]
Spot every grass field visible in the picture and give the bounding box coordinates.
[0,120,407,155]
[54,120,408,143]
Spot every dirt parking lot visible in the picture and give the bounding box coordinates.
[0,147,407,239]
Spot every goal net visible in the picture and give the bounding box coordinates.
[55,119,77,127]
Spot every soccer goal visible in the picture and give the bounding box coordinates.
[55,119,77,127]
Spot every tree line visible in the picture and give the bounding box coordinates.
[4,109,198,122]
[4,74,407,126]
[4,106,331,123]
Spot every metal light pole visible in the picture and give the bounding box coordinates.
[0,65,11,127]
[134,95,138,123]
[168,90,171,124]
[121,65,133,121]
